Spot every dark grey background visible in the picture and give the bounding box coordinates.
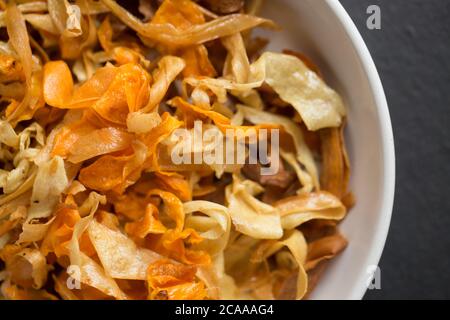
[339,0,450,299]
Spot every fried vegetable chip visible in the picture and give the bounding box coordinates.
[226,175,283,239]
[88,220,162,280]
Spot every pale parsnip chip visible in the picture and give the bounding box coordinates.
[48,0,82,37]
[274,191,347,230]
[252,230,308,300]
[186,52,345,131]
[184,200,231,255]
[0,122,45,206]
[65,195,127,300]
[197,253,240,300]
[0,120,19,147]
[63,1,82,38]
[225,175,283,239]
[67,191,106,266]
[222,33,250,83]
[88,220,162,280]
[280,151,314,194]
[142,56,186,112]
[7,248,48,289]
[127,111,162,134]
[27,156,69,221]
[251,52,346,131]
[76,252,128,300]
[17,217,55,244]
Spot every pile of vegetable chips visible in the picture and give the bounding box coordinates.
[0,0,354,300]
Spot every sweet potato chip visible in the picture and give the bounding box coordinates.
[147,259,207,300]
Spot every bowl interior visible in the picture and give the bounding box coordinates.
[257,0,395,299]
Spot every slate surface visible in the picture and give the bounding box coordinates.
[339,0,450,299]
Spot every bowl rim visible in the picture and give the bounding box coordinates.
[324,0,396,299]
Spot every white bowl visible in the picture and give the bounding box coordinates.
[258,0,396,299]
